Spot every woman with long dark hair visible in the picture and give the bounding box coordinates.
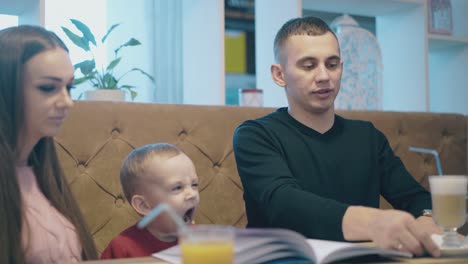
[0,25,97,263]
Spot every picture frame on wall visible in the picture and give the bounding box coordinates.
[428,0,453,35]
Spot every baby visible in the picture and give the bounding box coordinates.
[101,143,200,258]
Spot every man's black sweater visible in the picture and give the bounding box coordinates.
[233,108,431,241]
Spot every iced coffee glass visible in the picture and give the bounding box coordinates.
[429,175,468,247]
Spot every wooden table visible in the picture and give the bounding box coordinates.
[79,242,468,264]
[81,258,161,264]
[80,256,468,264]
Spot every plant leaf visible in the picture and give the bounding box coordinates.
[70,19,96,46]
[120,85,137,100]
[73,75,95,85]
[129,68,155,82]
[75,60,96,75]
[114,38,141,55]
[129,90,137,100]
[101,23,120,43]
[61,27,90,51]
[106,57,122,71]
[102,73,118,89]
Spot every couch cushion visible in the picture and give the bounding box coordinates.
[55,102,467,252]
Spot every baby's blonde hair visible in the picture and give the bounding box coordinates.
[120,143,182,202]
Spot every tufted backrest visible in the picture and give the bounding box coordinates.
[55,101,467,252]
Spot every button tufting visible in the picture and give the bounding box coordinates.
[178,130,187,139]
[441,129,449,137]
[213,163,221,170]
[77,164,86,172]
[111,129,120,138]
[115,197,125,208]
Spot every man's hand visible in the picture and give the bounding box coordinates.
[368,210,441,257]
[416,215,466,241]
[415,215,443,236]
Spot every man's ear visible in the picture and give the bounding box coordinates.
[271,63,286,87]
[131,194,151,215]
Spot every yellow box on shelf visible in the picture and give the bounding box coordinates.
[225,30,246,73]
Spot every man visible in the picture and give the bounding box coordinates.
[233,16,441,257]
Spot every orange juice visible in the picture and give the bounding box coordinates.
[181,241,233,264]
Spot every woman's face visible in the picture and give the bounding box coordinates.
[21,47,74,141]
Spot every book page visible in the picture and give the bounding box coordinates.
[152,246,181,264]
[235,228,316,260]
[154,228,317,264]
[153,227,411,264]
[307,239,412,264]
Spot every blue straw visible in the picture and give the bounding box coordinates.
[137,203,187,232]
[409,146,443,176]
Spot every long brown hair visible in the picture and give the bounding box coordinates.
[0,25,97,263]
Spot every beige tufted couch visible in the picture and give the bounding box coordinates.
[55,101,468,253]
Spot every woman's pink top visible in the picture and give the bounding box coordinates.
[16,166,82,263]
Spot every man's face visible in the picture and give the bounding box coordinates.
[273,32,342,116]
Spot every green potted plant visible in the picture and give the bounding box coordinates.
[61,19,154,101]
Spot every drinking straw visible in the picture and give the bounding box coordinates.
[409,146,443,176]
[137,203,187,232]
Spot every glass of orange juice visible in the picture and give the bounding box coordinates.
[179,225,234,264]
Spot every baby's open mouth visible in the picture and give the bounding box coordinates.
[183,207,195,224]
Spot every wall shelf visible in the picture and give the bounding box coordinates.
[302,0,423,17]
[302,0,467,115]
[429,34,468,50]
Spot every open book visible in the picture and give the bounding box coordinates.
[153,227,412,264]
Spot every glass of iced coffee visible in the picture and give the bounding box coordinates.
[429,175,468,248]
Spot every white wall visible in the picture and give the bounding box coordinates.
[19,0,43,25]
[106,0,155,102]
[429,0,468,115]
[0,0,43,26]
[255,0,301,107]
[0,14,18,29]
[182,0,225,105]
[451,0,468,39]
[3,0,466,113]
[377,4,428,112]
[429,47,468,114]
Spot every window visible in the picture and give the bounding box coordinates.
[0,14,18,29]
[44,0,107,100]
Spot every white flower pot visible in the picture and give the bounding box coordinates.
[84,89,126,101]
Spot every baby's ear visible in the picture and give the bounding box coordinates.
[131,195,151,215]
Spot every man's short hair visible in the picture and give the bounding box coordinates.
[120,143,182,202]
[273,16,338,63]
